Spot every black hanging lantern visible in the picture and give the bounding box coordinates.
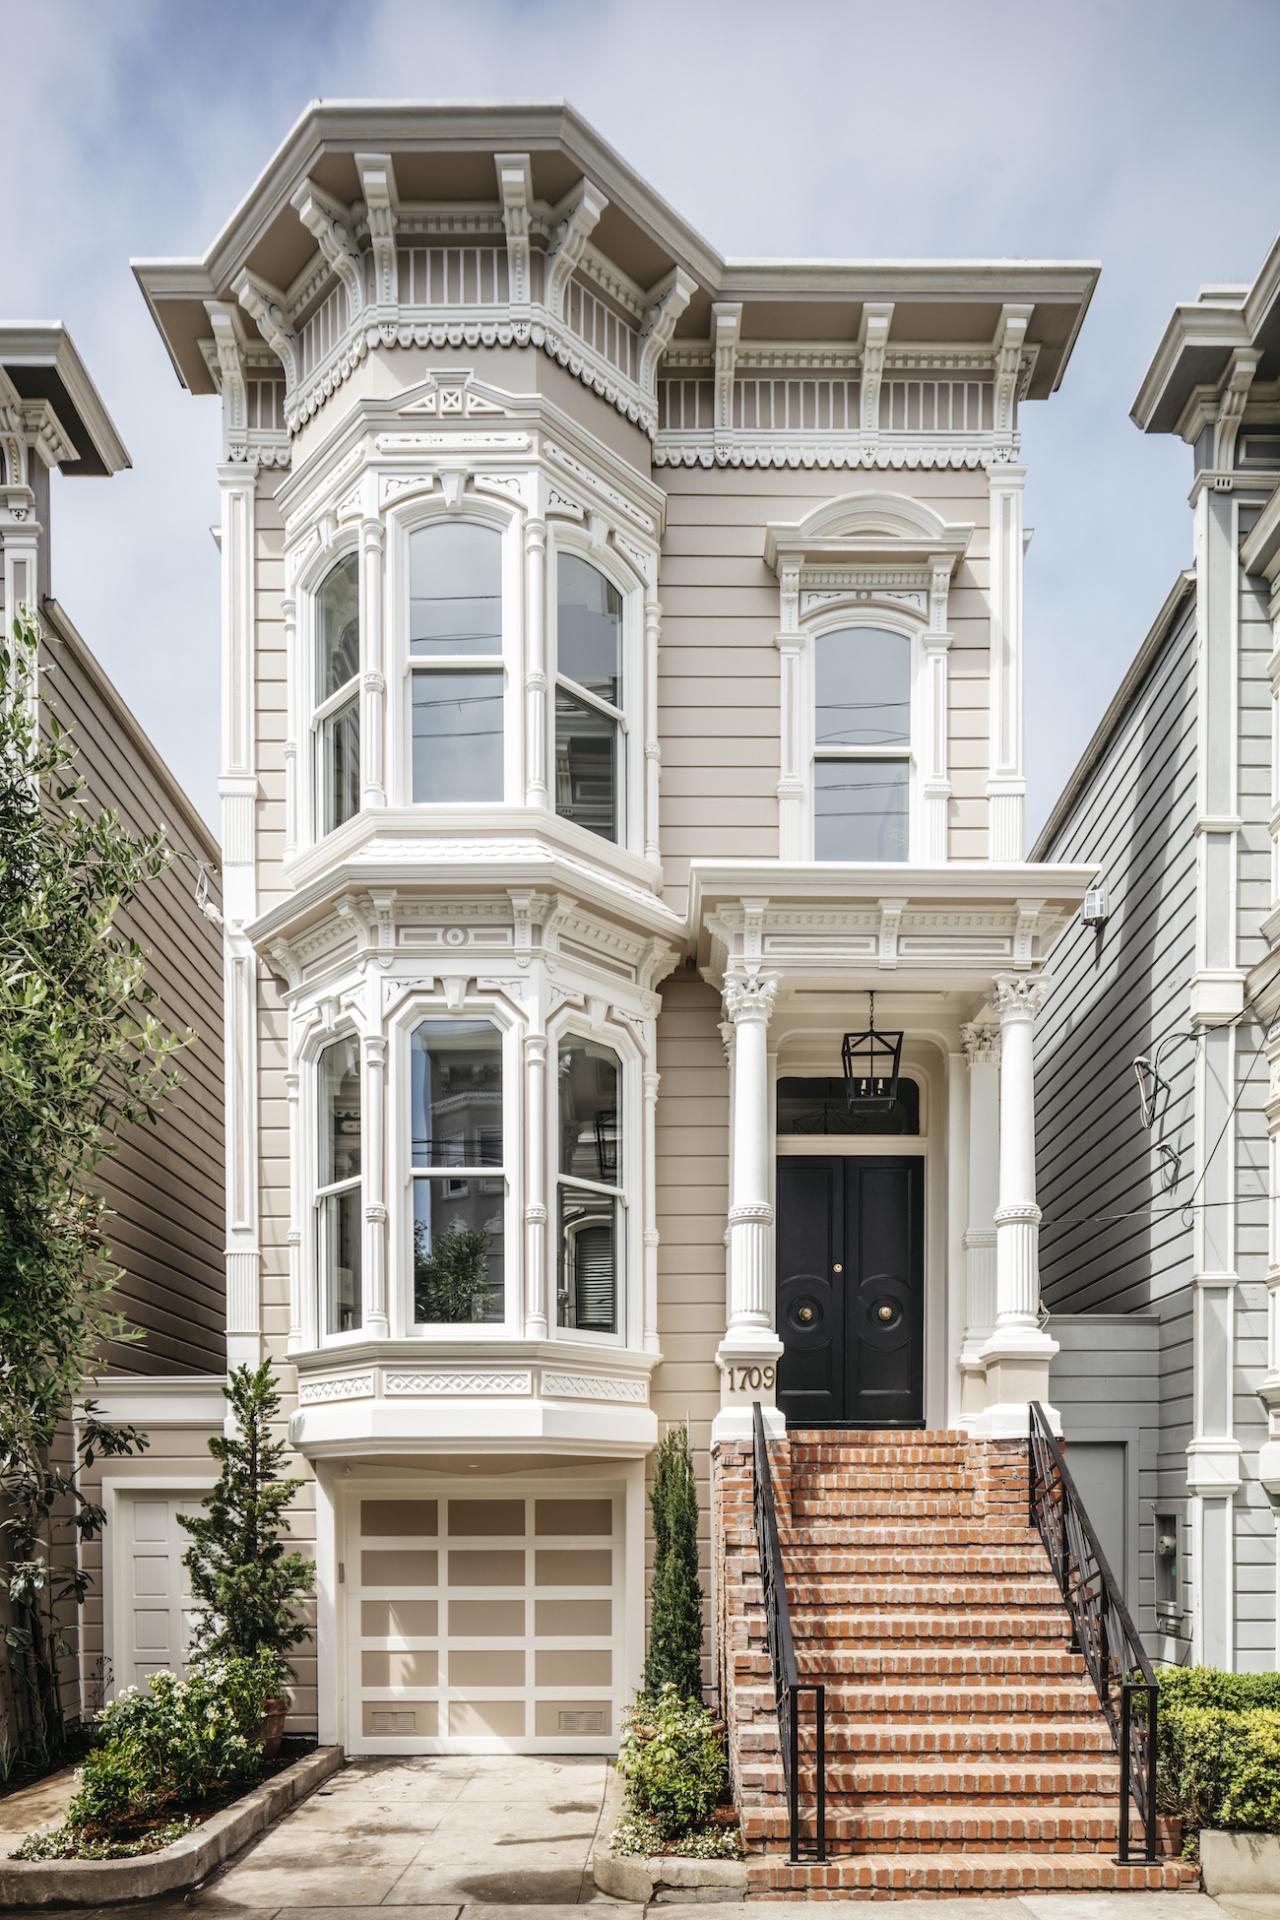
[593,1109,618,1181]
[841,993,904,1115]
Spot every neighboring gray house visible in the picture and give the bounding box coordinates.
[1034,233,1280,1671]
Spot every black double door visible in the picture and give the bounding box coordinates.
[776,1155,924,1427]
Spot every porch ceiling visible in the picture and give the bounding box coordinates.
[688,859,1095,995]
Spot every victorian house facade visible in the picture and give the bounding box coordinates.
[115,101,1207,1895]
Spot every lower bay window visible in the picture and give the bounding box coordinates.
[556,1034,623,1337]
[410,1018,506,1326]
[316,1034,362,1335]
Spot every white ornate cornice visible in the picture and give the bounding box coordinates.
[638,269,696,400]
[495,153,534,313]
[992,304,1033,443]
[291,180,366,329]
[545,180,607,320]
[234,269,301,391]
[355,153,399,312]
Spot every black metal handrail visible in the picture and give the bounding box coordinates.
[1028,1401,1158,1864]
[751,1402,826,1863]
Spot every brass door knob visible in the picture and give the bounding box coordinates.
[877,1303,895,1323]
[797,1304,815,1324]
[832,1263,843,1274]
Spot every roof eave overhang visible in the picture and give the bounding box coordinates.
[0,323,131,473]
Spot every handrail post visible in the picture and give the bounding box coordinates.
[788,1687,799,1864]
[814,1684,827,1863]
[1028,1404,1036,1527]
[1145,1681,1159,1864]
[1118,1681,1131,1864]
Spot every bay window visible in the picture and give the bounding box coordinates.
[557,1035,623,1335]
[555,555,623,842]
[409,521,504,804]
[316,1033,362,1335]
[313,553,361,835]
[813,624,911,860]
[410,1018,506,1324]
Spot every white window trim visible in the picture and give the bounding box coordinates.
[301,538,362,849]
[549,1017,640,1350]
[386,495,524,811]
[797,606,928,863]
[547,532,645,859]
[387,993,523,1341]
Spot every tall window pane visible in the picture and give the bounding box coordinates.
[814,758,909,860]
[557,1036,622,1336]
[412,669,504,804]
[815,627,909,747]
[555,556,623,843]
[411,1020,505,1325]
[314,554,361,835]
[317,1034,361,1336]
[410,522,502,656]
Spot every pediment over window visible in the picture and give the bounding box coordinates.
[764,489,973,576]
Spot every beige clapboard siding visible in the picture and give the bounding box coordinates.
[651,973,728,1661]
[37,613,224,1375]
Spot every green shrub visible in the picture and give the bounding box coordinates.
[645,1425,704,1702]
[15,1653,277,1856]
[1157,1667,1280,1842]
[617,1686,728,1837]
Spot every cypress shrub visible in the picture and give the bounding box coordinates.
[645,1423,704,1701]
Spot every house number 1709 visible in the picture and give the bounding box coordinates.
[729,1365,776,1392]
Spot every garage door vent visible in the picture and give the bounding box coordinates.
[558,1709,605,1733]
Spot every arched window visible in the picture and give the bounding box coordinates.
[813,625,911,860]
[313,554,361,835]
[555,555,623,843]
[409,1018,505,1325]
[316,1034,362,1335]
[557,1034,623,1335]
[408,522,504,804]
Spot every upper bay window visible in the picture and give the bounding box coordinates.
[409,521,504,805]
[555,555,624,843]
[813,625,912,861]
[410,1017,506,1326]
[314,554,361,836]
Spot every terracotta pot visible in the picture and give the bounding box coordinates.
[258,1696,289,1760]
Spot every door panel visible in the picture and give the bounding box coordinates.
[777,1155,924,1427]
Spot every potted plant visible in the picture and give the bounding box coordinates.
[179,1363,314,1757]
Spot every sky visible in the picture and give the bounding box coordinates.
[9,0,1280,842]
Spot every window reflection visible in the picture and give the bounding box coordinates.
[557,1035,622,1335]
[410,1020,505,1324]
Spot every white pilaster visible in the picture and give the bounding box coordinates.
[959,1021,1001,1418]
[361,1032,388,1337]
[973,973,1056,1435]
[218,463,262,1370]
[922,556,953,861]
[775,561,805,859]
[523,1029,549,1338]
[643,1060,661,1355]
[359,510,387,810]
[714,971,784,1443]
[524,515,548,810]
[987,464,1027,860]
[644,595,662,865]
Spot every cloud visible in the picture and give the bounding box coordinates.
[10,0,1280,837]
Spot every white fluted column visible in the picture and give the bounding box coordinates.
[523,1030,549,1337]
[525,517,548,810]
[959,1021,1001,1418]
[974,973,1058,1435]
[642,1060,661,1354]
[714,971,783,1443]
[643,597,662,865]
[361,1033,389,1336]
[359,515,387,810]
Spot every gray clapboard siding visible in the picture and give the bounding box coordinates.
[1034,584,1198,1654]
[39,603,224,1374]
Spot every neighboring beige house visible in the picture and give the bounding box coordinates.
[127,101,1099,1764]
[0,324,224,1729]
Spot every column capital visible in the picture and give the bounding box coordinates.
[992,972,1050,1024]
[961,1019,1002,1066]
[722,970,779,1027]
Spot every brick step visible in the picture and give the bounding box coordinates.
[736,1681,1100,1717]
[790,1496,987,1519]
[776,1522,1039,1549]
[740,1801,1142,1851]
[747,1851,1197,1896]
[785,1579,1063,1609]
[784,1610,1074,1643]
[741,1759,1121,1803]
[780,1549,1051,1577]
[739,1719,1116,1759]
[733,1645,1090,1682]
[795,1470,978,1491]
[789,1428,966,1444]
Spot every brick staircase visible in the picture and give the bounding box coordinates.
[715,1428,1196,1898]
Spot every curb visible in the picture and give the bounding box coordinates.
[0,1745,343,1909]
[591,1764,747,1905]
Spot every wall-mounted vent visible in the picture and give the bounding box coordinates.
[557,1709,605,1733]
[1081,882,1109,927]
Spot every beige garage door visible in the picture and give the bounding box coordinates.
[114,1492,201,1691]
[349,1486,622,1753]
